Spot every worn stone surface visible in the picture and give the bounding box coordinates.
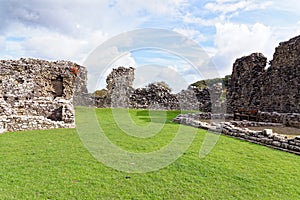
[0,58,87,133]
[227,35,300,113]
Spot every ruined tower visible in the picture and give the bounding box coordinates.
[227,35,300,113]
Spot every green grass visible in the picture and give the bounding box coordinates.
[1,108,300,199]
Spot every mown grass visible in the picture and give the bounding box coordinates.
[0,108,300,199]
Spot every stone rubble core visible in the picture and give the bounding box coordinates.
[0,58,88,133]
[227,35,300,113]
[173,113,300,155]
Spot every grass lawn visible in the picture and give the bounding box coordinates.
[0,108,300,199]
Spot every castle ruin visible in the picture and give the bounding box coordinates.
[1,34,300,134]
[0,58,87,133]
[227,35,300,113]
[99,66,222,111]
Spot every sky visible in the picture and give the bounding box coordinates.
[1,0,300,92]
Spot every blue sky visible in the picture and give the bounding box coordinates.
[1,0,300,92]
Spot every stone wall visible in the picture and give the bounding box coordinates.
[130,83,179,110]
[173,113,300,155]
[105,66,135,108]
[226,53,266,113]
[227,35,300,113]
[260,36,300,113]
[0,58,87,133]
[100,66,222,111]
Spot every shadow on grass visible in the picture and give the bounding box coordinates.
[135,110,181,125]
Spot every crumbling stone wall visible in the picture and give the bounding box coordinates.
[176,86,212,111]
[260,36,300,112]
[226,53,267,113]
[0,58,87,133]
[106,67,135,108]
[130,83,179,110]
[227,35,300,113]
[101,66,222,111]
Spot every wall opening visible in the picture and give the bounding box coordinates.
[51,76,64,98]
[47,106,63,121]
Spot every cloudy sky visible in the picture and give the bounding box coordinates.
[1,0,300,92]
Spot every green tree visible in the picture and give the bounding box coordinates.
[93,89,108,98]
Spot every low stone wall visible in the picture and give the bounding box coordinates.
[0,97,75,133]
[173,113,300,155]
[173,112,233,121]
[0,115,74,133]
[258,112,300,128]
[174,112,300,128]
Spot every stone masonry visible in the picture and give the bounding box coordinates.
[173,113,300,155]
[105,66,135,108]
[0,58,87,133]
[101,66,222,111]
[227,35,300,113]
[226,53,267,113]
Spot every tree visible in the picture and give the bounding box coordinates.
[93,89,108,98]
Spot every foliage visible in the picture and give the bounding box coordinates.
[0,108,300,199]
[191,76,231,89]
[223,75,231,87]
[93,89,108,98]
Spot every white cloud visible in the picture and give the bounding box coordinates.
[182,12,219,26]
[205,0,273,14]
[0,0,190,62]
[173,27,207,43]
[2,22,108,63]
[1,0,300,90]
[134,65,190,93]
[110,0,188,16]
[272,0,300,14]
[213,22,276,75]
[205,1,252,14]
[0,36,6,50]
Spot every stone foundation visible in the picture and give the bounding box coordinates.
[173,113,300,155]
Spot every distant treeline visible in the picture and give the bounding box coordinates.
[190,75,231,89]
